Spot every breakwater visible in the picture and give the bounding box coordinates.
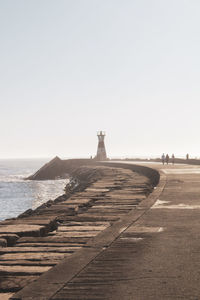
[0,161,160,299]
[27,157,96,180]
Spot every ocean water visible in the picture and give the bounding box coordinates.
[0,159,68,221]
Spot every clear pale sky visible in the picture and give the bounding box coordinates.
[0,0,200,159]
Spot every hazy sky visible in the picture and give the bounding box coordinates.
[1,0,200,159]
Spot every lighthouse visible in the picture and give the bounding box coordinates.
[96,131,107,161]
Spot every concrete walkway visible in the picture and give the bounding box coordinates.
[12,163,200,299]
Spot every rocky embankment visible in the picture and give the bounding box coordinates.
[27,157,96,180]
[0,164,158,300]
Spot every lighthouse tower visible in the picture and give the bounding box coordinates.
[96,131,107,161]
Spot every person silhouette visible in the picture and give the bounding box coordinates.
[166,154,169,165]
[161,153,165,165]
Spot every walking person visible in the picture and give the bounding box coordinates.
[161,153,165,165]
[166,154,169,165]
[172,154,175,165]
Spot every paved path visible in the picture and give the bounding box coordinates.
[12,162,200,299]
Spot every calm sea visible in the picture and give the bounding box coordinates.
[0,159,68,221]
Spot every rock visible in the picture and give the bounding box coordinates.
[0,276,38,292]
[0,260,58,266]
[53,231,100,237]
[27,157,95,180]
[0,246,78,254]
[18,209,33,219]
[0,252,71,262]
[0,265,51,275]
[2,217,57,232]
[0,225,46,237]
[0,234,19,246]
[0,239,7,247]
[15,243,82,248]
[16,236,89,244]
[57,225,108,231]
[0,293,15,299]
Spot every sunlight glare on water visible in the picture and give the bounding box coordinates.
[0,159,68,221]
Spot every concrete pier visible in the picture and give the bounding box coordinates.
[4,162,200,299]
[0,164,152,299]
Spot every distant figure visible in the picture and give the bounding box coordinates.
[172,154,175,165]
[166,154,169,165]
[161,153,165,165]
[186,153,189,160]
